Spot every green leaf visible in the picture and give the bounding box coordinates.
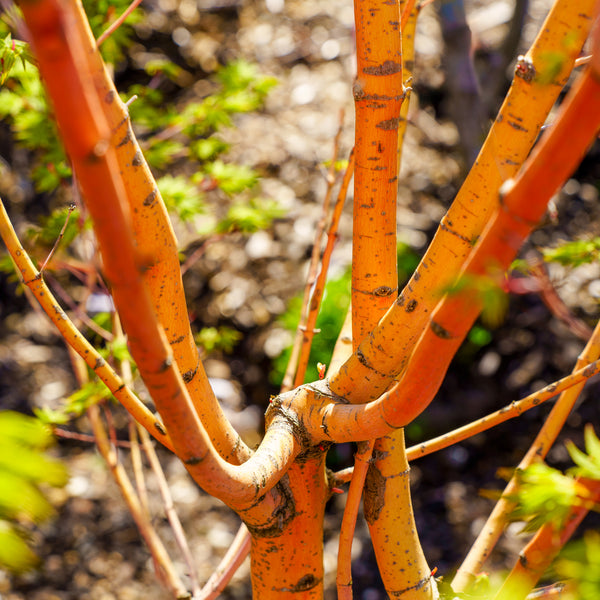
[33,407,71,426]
[196,326,242,354]
[584,424,600,462]
[36,381,111,426]
[215,59,277,99]
[0,88,25,117]
[144,139,185,170]
[190,137,229,161]
[0,441,68,487]
[468,325,493,347]
[0,520,40,573]
[216,59,262,92]
[144,58,184,81]
[567,425,600,479]
[0,411,54,449]
[0,470,55,523]
[556,531,600,600]
[0,35,35,84]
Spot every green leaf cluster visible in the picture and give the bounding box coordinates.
[157,175,205,223]
[0,41,70,193]
[1,7,279,239]
[0,411,68,573]
[566,424,600,480]
[216,197,285,233]
[123,59,277,229]
[34,333,133,427]
[0,33,33,84]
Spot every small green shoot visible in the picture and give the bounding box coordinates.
[542,237,600,268]
[508,462,579,533]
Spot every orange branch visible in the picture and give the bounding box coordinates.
[330,0,595,404]
[337,440,372,599]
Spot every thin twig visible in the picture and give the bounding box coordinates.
[88,403,190,598]
[53,427,132,447]
[292,148,355,389]
[139,424,202,598]
[38,203,76,275]
[129,420,151,520]
[0,196,175,452]
[44,273,114,341]
[282,112,347,391]
[96,0,144,46]
[197,525,251,600]
[337,440,373,600]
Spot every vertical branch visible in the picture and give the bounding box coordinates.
[337,441,372,599]
[355,1,435,596]
[351,0,403,342]
[337,0,432,596]
[249,457,329,599]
